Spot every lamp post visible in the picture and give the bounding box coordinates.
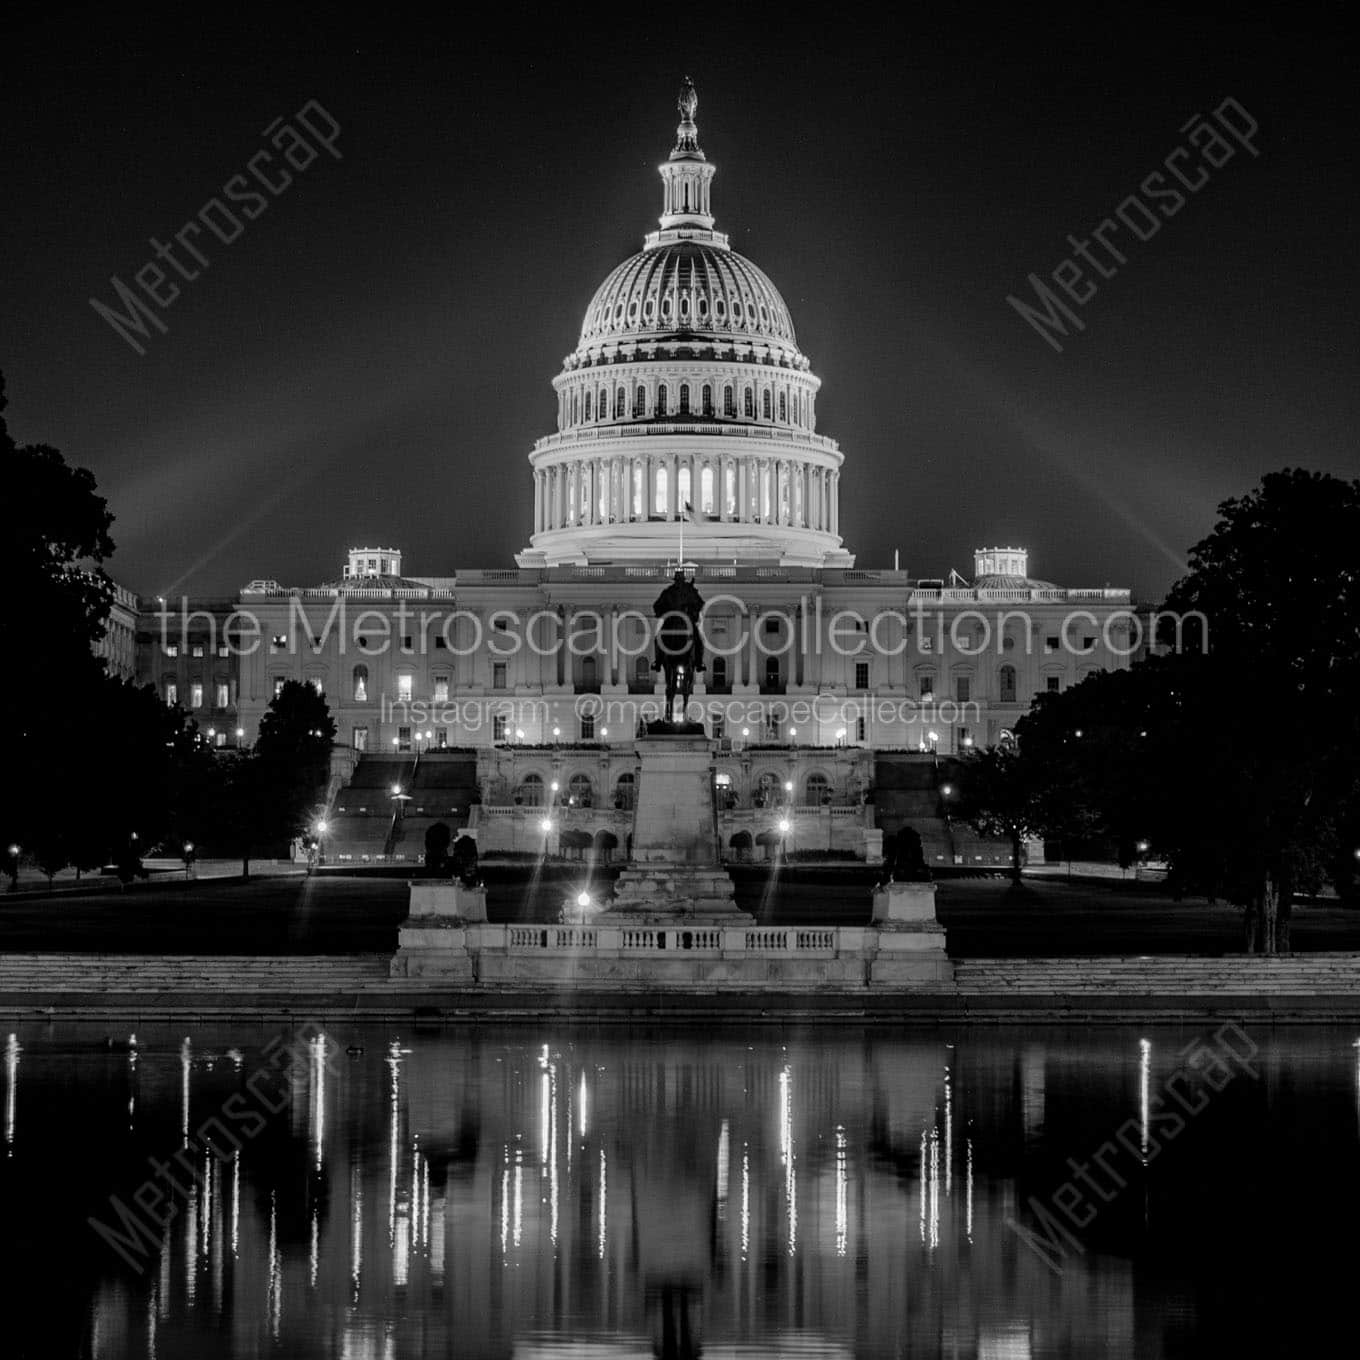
[778,816,792,863]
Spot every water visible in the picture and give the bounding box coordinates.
[2,1021,1357,1358]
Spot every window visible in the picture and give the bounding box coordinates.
[702,384,713,416]
[761,390,771,419]
[397,674,413,702]
[656,384,668,417]
[999,664,1017,703]
[580,713,595,741]
[856,715,866,742]
[516,773,545,807]
[433,674,449,703]
[779,391,787,422]
[217,644,230,659]
[677,464,691,511]
[743,387,754,418]
[1046,676,1061,692]
[634,385,646,417]
[492,715,507,742]
[271,634,287,651]
[214,731,226,748]
[580,656,598,691]
[700,464,714,514]
[164,681,178,706]
[654,464,669,515]
[614,772,636,811]
[724,464,736,516]
[615,386,626,418]
[635,655,651,685]
[763,615,781,635]
[397,726,411,751]
[712,712,725,741]
[568,773,594,807]
[806,772,830,804]
[215,682,230,709]
[353,665,368,702]
[764,656,781,688]
[273,677,285,699]
[679,383,690,415]
[1045,636,1060,653]
[164,643,179,657]
[353,726,368,751]
[710,656,728,689]
[191,643,204,658]
[955,676,971,703]
[584,390,592,420]
[434,636,448,650]
[723,385,735,417]
[919,674,934,699]
[492,662,507,690]
[632,462,644,516]
[855,661,870,690]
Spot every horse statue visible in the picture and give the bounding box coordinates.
[652,570,705,726]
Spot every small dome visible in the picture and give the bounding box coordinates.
[579,242,797,350]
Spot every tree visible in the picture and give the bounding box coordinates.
[956,746,1046,886]
[255,680,337,845]
[0,370,117,860]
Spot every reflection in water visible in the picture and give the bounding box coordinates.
[3,1025,1360,1356]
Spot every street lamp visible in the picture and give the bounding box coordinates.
[576,891,591,909]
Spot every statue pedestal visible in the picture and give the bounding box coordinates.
[605,735,750,922]
[869,882,953,984]
[391,881,489,978]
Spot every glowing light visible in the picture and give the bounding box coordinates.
[4,1034,19,1153]
[579,1069,588,1138]
[316,820,329,835]
[540,818,554,833]
[1139,1037,1151,1158]
[778,818,791,834]
[941,783,954,797]
[740,1145,750,1260]
[597,1149,608,1260]
[835,1125,848,1256]
[576,891,591,908]
[550,780,560,792]
[716,1119,730,1210]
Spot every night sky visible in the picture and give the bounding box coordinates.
[2,7,1356,602]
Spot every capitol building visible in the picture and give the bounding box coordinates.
[143,83,1135,865]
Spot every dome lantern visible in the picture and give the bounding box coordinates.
[657,77,718,235]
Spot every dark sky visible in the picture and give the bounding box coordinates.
[3,6,1356,602]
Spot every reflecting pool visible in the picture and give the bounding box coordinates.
[1,1022,1356,1357]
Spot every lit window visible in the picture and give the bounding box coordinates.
[655,464,669,515]
[214,731,226,748]
[353,665,368,702]
[309,678,324,696]
[353,726,369,751]
[433,675,449,703]
[217,644,230,659]
[677,463,691,510]
[397,726,411,751]
[164,681,178,706]
[517,773,544,806]
[273,677,285,698]
[191,643,204,658]
[492,715,507,742]
[397,674,413,701]
[700,465,715,514]
[164,643,179,657]
[215,682,230,709]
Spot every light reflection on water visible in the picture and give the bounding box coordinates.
[2,1023,1358,1358]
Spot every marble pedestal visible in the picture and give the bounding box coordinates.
[868,881,953,984]
[391,882,489,978]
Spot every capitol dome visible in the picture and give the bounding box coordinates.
[578,242,798,352]
[517,80,851,570]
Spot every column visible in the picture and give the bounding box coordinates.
[738,459,748,525]
[830,472,839,535]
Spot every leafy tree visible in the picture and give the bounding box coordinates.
[956,745,1046,886]
[255,680,337,844]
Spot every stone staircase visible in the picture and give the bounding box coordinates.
[955,955,1360,994]
[0,954,391,994]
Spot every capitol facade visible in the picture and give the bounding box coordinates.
[142,83,1136,865]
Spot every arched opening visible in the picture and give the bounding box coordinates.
[593,828,619,864]
[679,383,690,415]
[805,772,831,805]
[516,773,545,807]
[999,664,1017,704]
[743,387,754,418]
[723,385,735,417]
[614,771,636,811]
[762,390,771,419]
[352,664,368,702]
[702,384,713,416]
[656,384,668,417]
[567,773,594,808]
[654,464,669,516]
[700,464,715,514]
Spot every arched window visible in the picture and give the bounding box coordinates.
[764,656,781,688]
[793,469,803,525]
[599,388,608,420]
[566,465,578,524]
[679,383,690,415]
[702,384,713,416]
[805,772,830,805]
[677,463,691,511]
[634,655,651,684]
[656,384,668,417]
[779,390,787,422]
[581,656,598,689]
[568,773,594,807]
[616,386,626,419]
[724,385,735,417]
[710,655,727,688]
[999,664,1018,704]
[761,465,772,520]
[584,390,592,420]
[516,773,545,807]
[571,391,579,424]
[352,665,368,702]
[654,463,669,515]
[632,462,644,516]
[700,464,715,514]
[635,385,646,417]
[743,387,754,418]
[614,772,636,811]
[762,390,772,420]
[779,468,790,522]
[723,464,737,516]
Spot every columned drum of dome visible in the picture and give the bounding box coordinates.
[518,80,853,569]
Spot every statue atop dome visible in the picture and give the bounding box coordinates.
[672,76,702,157]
